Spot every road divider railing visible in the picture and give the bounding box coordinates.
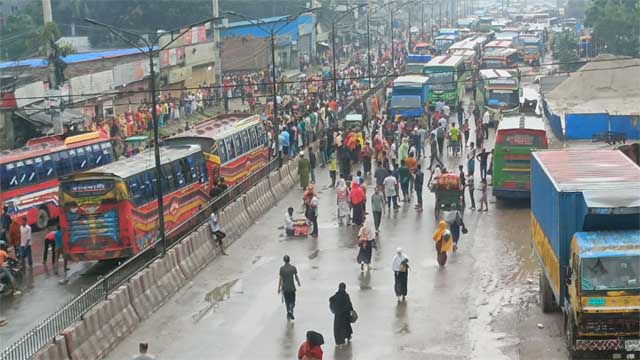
[10,78,390,360]
[6,158,298,360]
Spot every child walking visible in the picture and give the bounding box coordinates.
[478,179,489,212]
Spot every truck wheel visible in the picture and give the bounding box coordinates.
[540,272,556,313]
[36,208,50,230]
[564,313,578,359]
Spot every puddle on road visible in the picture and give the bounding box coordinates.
[192,279,242,323]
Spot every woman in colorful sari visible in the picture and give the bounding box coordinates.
[336,178,350,226]
[432,220,453,267]
[349,181,365,226]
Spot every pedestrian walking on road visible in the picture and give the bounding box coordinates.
[298,151,311,189]
[370,186,385,232]
[336,178,350,226]
[356,218,375,271]
[374,161,386,187]
[477,148,490,181]
[19,217,32,269]
[392,248,409,301]
[43,227,56,266]
[466,172,476,210]
[132,342,156,360]
[298,331,324,360]
[414,165,424,212]
[433,221,453,267]
[208,207,227,255]
[398,160,411,203]
[450,209,466,251]
[329,282,354,347]
[383,170,400,211]
[53,225,68,273]
[308,146,317,184]
[349,181,366,226]
[327,153,337,187]
[479,179,489,212]
[304,186,319,237]
[278,255,301,321]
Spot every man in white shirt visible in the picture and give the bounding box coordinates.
[383,170,400,211]
[132,342,156,360]
[19,217,32,268]
[208,209,227,255]
[284,207,295,237]
[482,111,491,140]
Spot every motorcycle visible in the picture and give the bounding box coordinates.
[0,257,22,295]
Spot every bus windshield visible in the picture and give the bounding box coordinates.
[391,96,421,109]
[406,63,425,73]
[488,90,518,106]
[425,70,455,91]
[581,256,639,291]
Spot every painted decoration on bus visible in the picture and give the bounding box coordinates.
[503,134,542,146]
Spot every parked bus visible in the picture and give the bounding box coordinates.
[480,48,520,69]
[165,113,269,186]
[423,55,465,108]
[477,69,521,114]
[492,115,548,198]
[0,132,113,229]
[58,145,210,261]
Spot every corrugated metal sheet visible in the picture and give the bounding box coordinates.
[532,149,640,192]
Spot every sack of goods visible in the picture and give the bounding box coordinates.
[293,220,309,237]
[436,173,461,190]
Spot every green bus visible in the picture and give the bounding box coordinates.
[492,115,548,199]
[477,68,521,115]
[423,55,465,109]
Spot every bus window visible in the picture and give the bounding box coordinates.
[241,130,250,153]
[101,143,113,163]
[127,177,143,205]
[141,171,155,201]
[92,144,104,165]
[185,156,197,183]
[256,126,267,146]
[161,164,175,192]
[248,127,258,149]
[2,163,18,189]
[57,151,73,176]
[73,148,88,170]
[218,140,228,164]
[17,160,37,185]
[173,160,185,188]
[225,138,236,160]
[233,134,243,155]
[34,156,56,181]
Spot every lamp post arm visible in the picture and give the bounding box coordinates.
[157,16,225,51]
[84,18,150,54]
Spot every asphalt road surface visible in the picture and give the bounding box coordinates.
[105,107,568,359]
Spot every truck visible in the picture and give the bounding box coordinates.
[531,149,640,359]
[388,75,429,118]
[405,54,432,74]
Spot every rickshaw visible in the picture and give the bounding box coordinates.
[342,113,364,131]
[430,173,465,220]
[124,135,149,156]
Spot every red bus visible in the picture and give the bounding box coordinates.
[58,145,211,261]
[0,132,114,229]
[165,113,269,186]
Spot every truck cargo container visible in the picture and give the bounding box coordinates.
[530,149,640,359]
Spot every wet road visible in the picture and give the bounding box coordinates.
[105,112,567,359]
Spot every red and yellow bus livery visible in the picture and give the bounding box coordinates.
[0,132,113,229]
[166,113,269,186]
[59,145,210,261]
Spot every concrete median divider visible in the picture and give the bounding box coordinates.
[174,239,200,280]
[289,160,299,184]
[32,335,69,360]
[268,171,285,201]
[63,285,139,360]
[244,179,276,221]
[126,267,166,321]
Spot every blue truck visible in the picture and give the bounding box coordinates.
[388,75,429,118]
[405,54,432,74]
[530,149,640,359]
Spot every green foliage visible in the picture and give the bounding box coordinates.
[566,0,587,18]
[552,29,581,72]
[1,14,39,60]
[584,0,640,56]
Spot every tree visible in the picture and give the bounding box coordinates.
[1,14,39,60]
[585,0,640,56]
[553,29,581,72]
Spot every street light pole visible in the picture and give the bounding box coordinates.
[85,17,224,255]
[331,20,338,100]
[366,11,372,89]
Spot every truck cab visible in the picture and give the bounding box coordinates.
[566,231,640,358]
